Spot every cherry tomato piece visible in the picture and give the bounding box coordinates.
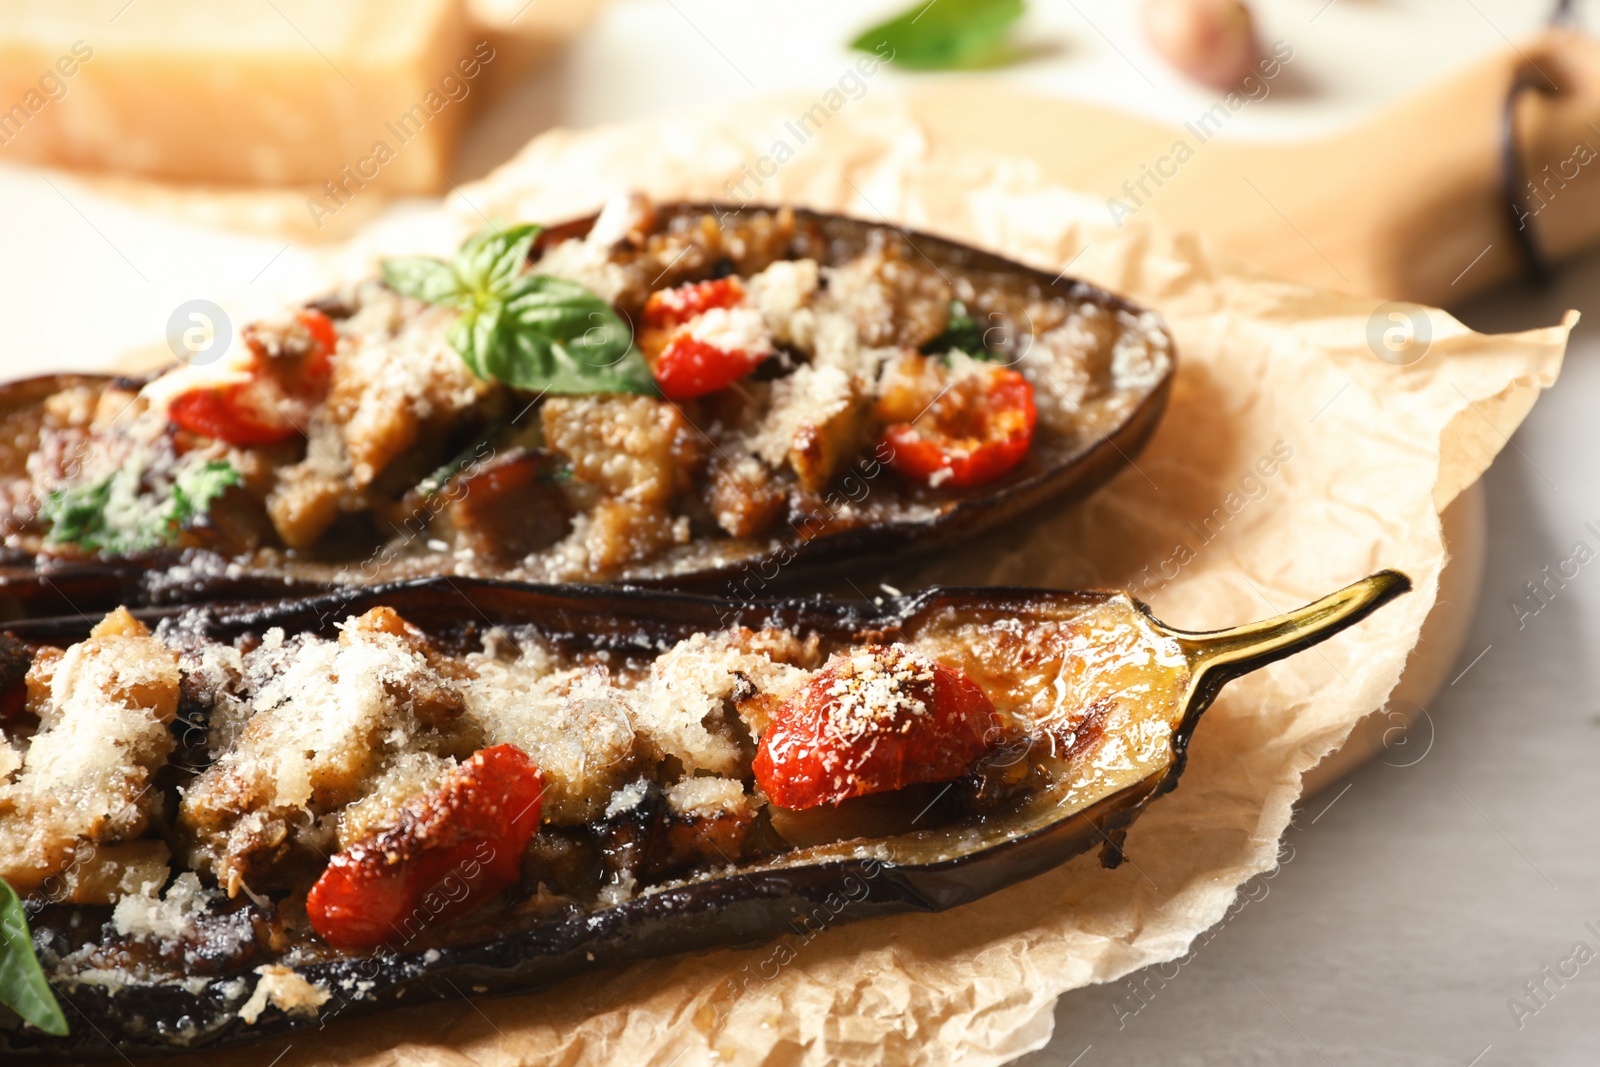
[643,277,745,330]
[166,382,299,448]
[881,367,1037,489]
[292,308,338,386]
[306,744,544,951]
[240,307,338,393]
[297,307,338,357]
[652,335,765,402]
[753,646,1000,810]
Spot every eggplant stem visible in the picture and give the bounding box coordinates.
[1166,570,1413,682]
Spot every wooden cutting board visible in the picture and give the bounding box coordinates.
[904,28,1600,307]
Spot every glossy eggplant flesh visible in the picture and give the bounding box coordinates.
[0,572,1409,1058]
[0,198,1174,620]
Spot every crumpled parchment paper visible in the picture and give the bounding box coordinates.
[134,96,1569,1067]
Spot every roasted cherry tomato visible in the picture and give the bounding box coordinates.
[640,278,769,400]
[652,335,766,402]
[881,367,1037,489]
[168,307,339,448]
[167,381,299,448]
[297,307,339,357]
[242,307,338,392]
[289,308,338,387]
[306,744,544,951]
[753,646,1000,810]
[642,277,745,330]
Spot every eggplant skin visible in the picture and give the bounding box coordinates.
[0,579,1181,1060]
[6,793,1154,1060]
[0,205,1175,621]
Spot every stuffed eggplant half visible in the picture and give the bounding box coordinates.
[0,197,1173,620]
[0,572,1408,1057]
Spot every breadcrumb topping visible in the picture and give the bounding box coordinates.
[821,646,936,743]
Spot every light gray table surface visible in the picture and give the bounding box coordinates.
[1020,252,1600,1067]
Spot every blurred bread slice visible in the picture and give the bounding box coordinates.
[0,0,474,192]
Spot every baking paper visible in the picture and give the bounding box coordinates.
[109,96,1567,1067]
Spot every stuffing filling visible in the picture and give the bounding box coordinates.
[0,198,1172,586]
[0,593,1183,998]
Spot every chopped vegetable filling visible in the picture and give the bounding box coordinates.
[0,198,1171,586]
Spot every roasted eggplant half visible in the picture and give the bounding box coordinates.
[0,197,1173,620]
[0,570,1407,1057]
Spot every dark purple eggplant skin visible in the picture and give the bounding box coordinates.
[0,205,1175,621]
[0,578,1182,1060]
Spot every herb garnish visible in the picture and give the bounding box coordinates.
[0,879,68,1037]
[415,420,507,499]
[382,224,656,396]
[850,0,1025,71]
[924,300,1003,360]
[41,460,240,555]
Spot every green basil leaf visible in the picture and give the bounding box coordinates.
[503,276,632,361]
[0,879,68,1036]
[491,322,656,397]
[383,224,657,397]
[449,302,501,382]
[41,464,150,555]
[380,256,460,304]
[169,461,241,529]
[41,461,241,556]
[456,224,541,297]
[496,275,655,395]
[923,300,997,360]
[850,0,1025,70]
[39,478,111,549]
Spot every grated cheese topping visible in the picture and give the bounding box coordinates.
[533,235,633,303]
[112,872,216,941]
[686,306,774,355]
[666,776,751,818]
[821,646,937,743]
[633,630,812,777]
[158,614,820,883]
[237,965,332,1025]
[464,661,638,825]
[747,258,819,346]
[0,613,180,893]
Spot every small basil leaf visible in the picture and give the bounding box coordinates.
[169,461,241,530]
[467,302,508,383]
[40,478,111,549]
[383,224,658,397]
[41,461,242,555]
[851,0,1024,70]
[0,879,68,1036]
[491,318,656,397]
[446,311,484,381]
[498,276,657,395]
[457,224,541,295]
[380,256,460,304]
[924,300,997,360]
